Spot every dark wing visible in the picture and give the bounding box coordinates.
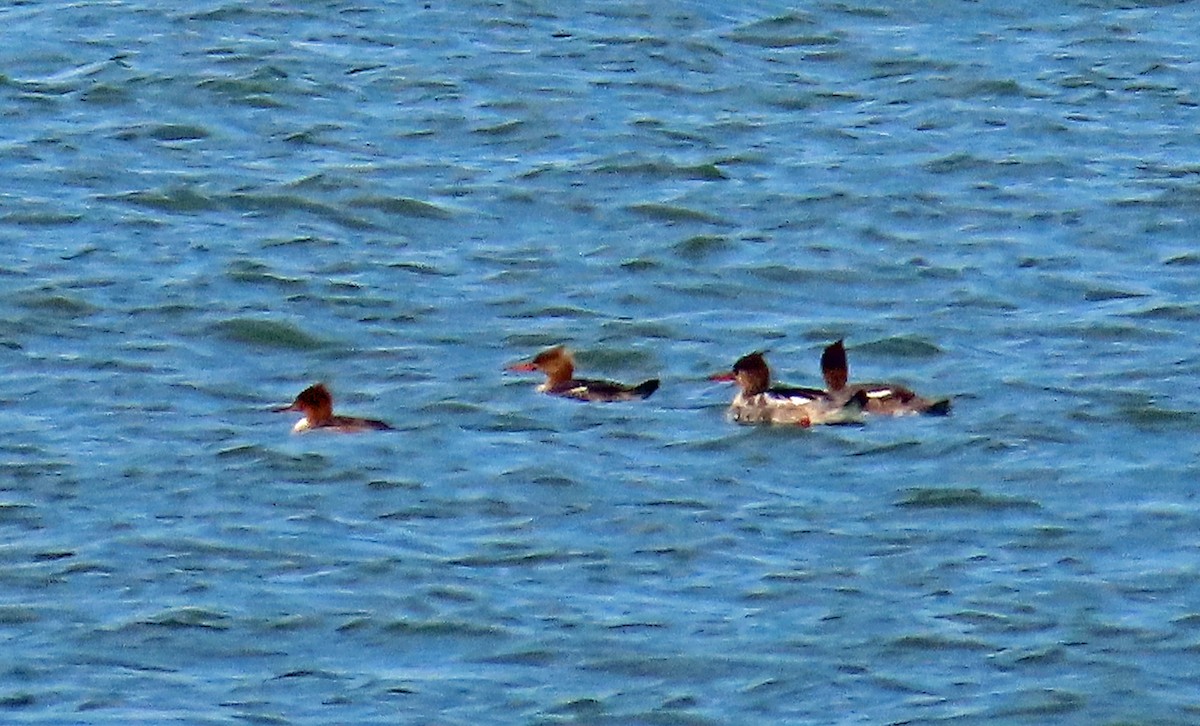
[554,378,655,402]
[328,415,394,431]
[765,385,828,403]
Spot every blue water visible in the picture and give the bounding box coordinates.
[3,1,1200,723]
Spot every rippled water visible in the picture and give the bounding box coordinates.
[3,1,1200,723]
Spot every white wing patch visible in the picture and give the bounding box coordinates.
[764,392,818,405]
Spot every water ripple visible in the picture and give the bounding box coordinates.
[3,1,1200,723]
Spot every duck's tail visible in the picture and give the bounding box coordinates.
[630,379,660,399]
[922,398,952,416]
[844,389,868,415]
[821,389,868,425]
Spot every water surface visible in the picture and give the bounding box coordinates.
[2,1,1199,723]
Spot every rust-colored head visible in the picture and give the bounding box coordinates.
[710,351,771,396]
[821,339,849,391]
[507,345,575,387]
[280,383,334,426]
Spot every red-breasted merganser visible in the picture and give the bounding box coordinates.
[820,340,951,416]
[507,345,659,402]
[709,351,867,426]
[277,383,393,433]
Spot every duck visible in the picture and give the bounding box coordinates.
[277,383,393,433]
[507,345,659,402]
[820,339,950,416]
[709,351,866,426]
